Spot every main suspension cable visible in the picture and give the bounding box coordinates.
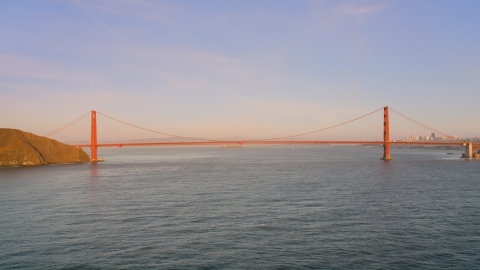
[45,111,91,137]
[260,107,384,141]
[96,112,220,142]
[389,108,454,139]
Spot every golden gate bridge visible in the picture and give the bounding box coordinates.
[45,107,480,161]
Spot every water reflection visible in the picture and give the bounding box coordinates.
[89,163,99,181]
[380,159,394,181]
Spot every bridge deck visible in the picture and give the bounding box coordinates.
[72,141,468,148]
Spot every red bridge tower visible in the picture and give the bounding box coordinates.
[90,110,98,161]
[381,106,393,160]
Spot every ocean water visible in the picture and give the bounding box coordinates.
[1,146,479,269]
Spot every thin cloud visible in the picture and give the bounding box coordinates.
[334,3,388,16]
[303,1,389,36]
[72,0,171,22]
[113,46,271,83]
[0,54,87,81]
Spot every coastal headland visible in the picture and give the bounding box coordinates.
[0,128,90,167]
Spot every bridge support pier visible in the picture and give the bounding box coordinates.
[90,110,98,162]
[463,141,473,159]
[381,106,393,161]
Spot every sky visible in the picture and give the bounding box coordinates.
[1,0,479,139]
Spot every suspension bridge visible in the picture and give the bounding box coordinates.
[46,107,480,161]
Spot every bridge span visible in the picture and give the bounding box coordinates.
[46,107,479,161]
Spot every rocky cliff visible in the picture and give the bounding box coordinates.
[0,129,90,167]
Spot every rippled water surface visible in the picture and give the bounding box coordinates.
[1,146,479,269]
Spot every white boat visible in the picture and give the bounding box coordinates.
[219,144,242,149]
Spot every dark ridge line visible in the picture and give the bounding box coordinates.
[15,130,49,165]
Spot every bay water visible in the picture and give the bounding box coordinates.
[1,146,479,269]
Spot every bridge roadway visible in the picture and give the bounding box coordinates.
[73,140,468,148]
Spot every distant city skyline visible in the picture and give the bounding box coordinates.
[1,0,479,138]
